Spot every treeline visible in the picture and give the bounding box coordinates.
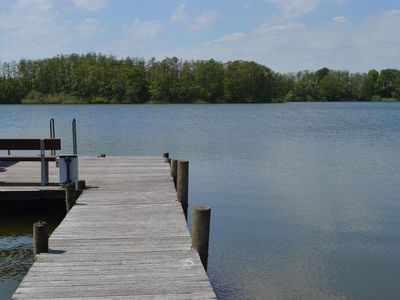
[0,53,399,104]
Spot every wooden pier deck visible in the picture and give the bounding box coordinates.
[4,156,216,299]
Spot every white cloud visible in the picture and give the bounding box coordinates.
[130,19,163,40]
[191,9,219,31]
[267,0,320,18]
[72,0,107,11]
[0,2,74,60]
[383,9,400,17]
[0,1,108,59]
[176,9,400,73]
[333,16,346,23]
[171,3,188,23]
[76,18,102,35]
[0,1,398,74]
[15,0,53,11]
[211,32,245,44]
[310,40,332,50]
[0,0,62,42]
[253,22,306,34]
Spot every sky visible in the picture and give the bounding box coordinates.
[0,0,399,73]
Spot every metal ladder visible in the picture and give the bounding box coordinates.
[50,118,78,155]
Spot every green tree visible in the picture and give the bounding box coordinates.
[223,60,274,102]
[293,71,319,101]
[122,58,148,103]
[272,72,296,101]
[147,57,180,102]
[377,69,400,98]
[319,70,350,101]
[0,53,399,104]
[177,61,196,101]
[193,60,224,102]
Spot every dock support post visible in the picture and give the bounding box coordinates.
[65,183,76,213]
[163,152,169,163]
[191,206,211,271]
[33,221,49,260]
[170,159,178,189]
[177,160,189,219]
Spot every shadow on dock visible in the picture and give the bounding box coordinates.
[0,161,17,172]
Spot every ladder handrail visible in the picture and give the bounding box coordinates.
[72,119,77,155]
[49,118,56,155]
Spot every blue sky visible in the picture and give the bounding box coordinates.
[0,0,399,72]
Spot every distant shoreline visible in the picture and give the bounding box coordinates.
[1,53,399,104]
[1,99,398,105]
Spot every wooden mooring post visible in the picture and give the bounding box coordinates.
[192,205,211,271]
[163,152,169,163]
[177,160,189,219]
[33,221,49,260]
[170,159,178,189]
[64,183,76,213]
[75,179,86,191]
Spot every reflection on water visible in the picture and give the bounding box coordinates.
[0,213,64,299]
[0,103,399,299]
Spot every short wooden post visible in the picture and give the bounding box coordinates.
[191,206,211,271]
[163,152,169,163]
[75,179,86,191]
[33,221,49,259]
[170,159,178,189]
[177,160,189,219]
[64,183,76,213]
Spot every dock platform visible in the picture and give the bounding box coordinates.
[2,156,216,299]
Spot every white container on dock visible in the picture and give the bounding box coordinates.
[58,154,79,184]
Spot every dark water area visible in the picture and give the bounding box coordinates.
[0,212,64,300]
[0,102,400,299]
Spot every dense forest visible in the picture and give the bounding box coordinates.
[0,53,399,104]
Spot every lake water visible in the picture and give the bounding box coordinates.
[0,102,400,299]
[0,212,64,300]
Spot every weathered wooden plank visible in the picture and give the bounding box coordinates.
[13,281,215,298]
[34,250,202,262]
[12,292,216,300]
[23,261,206,272]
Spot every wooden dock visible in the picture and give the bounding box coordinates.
[3,156,216,299]
[0,161,65,211]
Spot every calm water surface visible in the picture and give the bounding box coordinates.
[0,213,63,300]
[0,103,399,299]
